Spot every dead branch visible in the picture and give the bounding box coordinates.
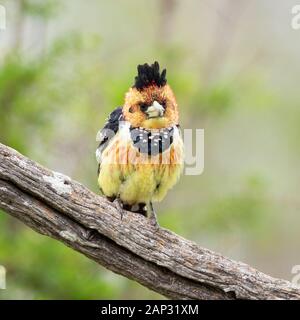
[0,143,299,300]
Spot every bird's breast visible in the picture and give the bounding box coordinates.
[130,126,175,156]
[98,124,184,203]
[101,124,183,166]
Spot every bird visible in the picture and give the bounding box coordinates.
[96,61,184,226]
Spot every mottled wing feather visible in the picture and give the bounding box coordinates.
[96,107,123,172]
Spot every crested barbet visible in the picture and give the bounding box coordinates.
[96,62,184,226]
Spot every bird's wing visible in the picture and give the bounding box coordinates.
[177,124,183,138]
[96,107,123,168]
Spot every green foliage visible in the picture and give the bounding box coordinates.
[193,81,235,116]
[23,0,61,19]
[0,54,47,151]
[203,175,271,233]
[0,213,124,299]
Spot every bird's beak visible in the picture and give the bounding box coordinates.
[146,101,165,118]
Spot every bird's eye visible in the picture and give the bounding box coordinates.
[140,104,148,112]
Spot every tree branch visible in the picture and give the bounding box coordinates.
[0,143,299,300]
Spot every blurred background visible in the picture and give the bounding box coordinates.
[0,0,300,299]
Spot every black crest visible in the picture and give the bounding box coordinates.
[133,61,167,90]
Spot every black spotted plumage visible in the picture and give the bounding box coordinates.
[130,126,174,156]
[96,107,123,173]
[133,61,167,90]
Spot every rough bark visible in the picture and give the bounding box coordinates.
[0,143,299,300]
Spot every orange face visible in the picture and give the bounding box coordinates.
[123,84,179,129]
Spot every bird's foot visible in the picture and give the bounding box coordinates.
[106,196,116,203]
[127,203,147,217]
[113,198,125,220]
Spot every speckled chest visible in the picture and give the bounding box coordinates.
[130,126,175,156]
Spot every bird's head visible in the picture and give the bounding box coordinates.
[123,62,179,129]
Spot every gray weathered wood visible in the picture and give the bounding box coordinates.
[0,143,299,300]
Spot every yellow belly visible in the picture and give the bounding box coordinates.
[98,136,184,204]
